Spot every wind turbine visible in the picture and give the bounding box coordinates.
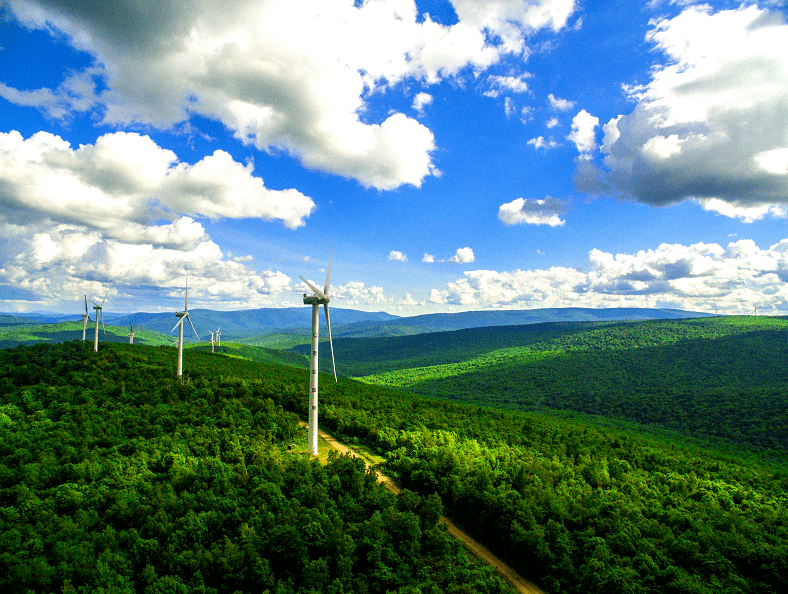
[300,247,337,456]
[216,327,221,347]
[80,295,92,341]
[128,324,135,345]
[89,290,108,352]
[209,330,215,353]
[171,272,199,378]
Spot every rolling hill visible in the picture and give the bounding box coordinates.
[308,316,788,455]
[1,341,785,594]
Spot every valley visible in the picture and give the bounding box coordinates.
[1,309,787,593]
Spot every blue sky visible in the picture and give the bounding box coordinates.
[2,0,788,315]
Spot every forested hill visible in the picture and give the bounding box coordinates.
[319,316,788,454]
[1,341,786,594]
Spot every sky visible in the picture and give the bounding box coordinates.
[2,0,788,316]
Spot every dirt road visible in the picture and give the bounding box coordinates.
[316,428,545,594]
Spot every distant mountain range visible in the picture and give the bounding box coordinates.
[1,306,715,340]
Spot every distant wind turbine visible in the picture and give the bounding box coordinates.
[216,327,221,347]
[81,295,92,341]
[209,330,215,353]
[171,272,199,378]
[89,290,108,352]
[128,324,135,345]
[300,246,337,456]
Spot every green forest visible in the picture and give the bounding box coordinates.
[2,339,787,593]
[342,317,788,455]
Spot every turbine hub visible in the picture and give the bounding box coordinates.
[303,294,328,305]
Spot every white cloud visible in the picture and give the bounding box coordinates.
[412,92,433,116]
[0,129,314,310]
[498,197,566,226]
[449,247,475,263]
[567,110,599,158]
[520,106,534,123]
[527,135,560,150]
[505,97,516,118]
[0,130,315,232]
[697,198,787,223]
[597,5,788,212]
[3,0,577,190]
[429,238,788,313]
[548,93,575,111]
[422,253,436,263]
[331,280,387,305]
[546,117,559,128]
[488,74,531,95]
[0,220,295,310]
[388,250,408,261]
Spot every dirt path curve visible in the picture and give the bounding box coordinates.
[316,428,545,594]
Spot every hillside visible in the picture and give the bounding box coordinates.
[319,317,788,454]
[1,342,785,594]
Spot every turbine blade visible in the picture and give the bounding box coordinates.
[85,295,89,314]
[186,313,199,340]
[324,303,337,382]
[324,242,334,296]
[171,318,184,334]
[300,275,326,300]
[100,289,108,307]
[100,310,105,334]
[185,271,189,311]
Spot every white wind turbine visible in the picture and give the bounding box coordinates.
[216,327,221,347]
[209,330,215,353]
[300,248,337,456]
[89,290,108,352]
[128,324,135,344]
[171,272,199,378]
[81,295,92,341]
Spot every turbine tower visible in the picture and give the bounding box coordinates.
[81,295,92,341]
[89,290,108,352]
[209,330,215,353]
[300,247,337,456]
[216,327,221,347]
[128,324,135,344]
[171,272,199,378]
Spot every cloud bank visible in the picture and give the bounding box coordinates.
[595,5,788,219]
[3,0,578,190]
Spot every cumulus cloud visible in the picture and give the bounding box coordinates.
[498,197,566,226]
[3,0,577,190]
[596,5,788,215]
[0,130,316,232]
[487,74,531,98]
[422,253,436,263]
[0,219,294,310]
[388,250,408,261]
[449,247,475,263]
[428,238,788,313]
[0,130,313,310]
[548,93,575,111]
[412,92,433,116]
[567,110,599,158]
[331,281,387,305]
[527,136,560,150]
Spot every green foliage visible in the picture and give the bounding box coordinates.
[0,321,173,348]
[353,317,788,454]
[307,379,788,594]
[0,342,509,594]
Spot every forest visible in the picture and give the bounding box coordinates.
[1,340,787,593]
[336,317,788,455]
